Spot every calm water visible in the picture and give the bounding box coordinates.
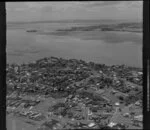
[7,22,142,68]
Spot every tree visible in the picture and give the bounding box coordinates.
[0,2,6,130]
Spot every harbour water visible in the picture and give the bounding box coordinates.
[7,22,142,68]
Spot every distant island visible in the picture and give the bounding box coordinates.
[55,22,142,33]
[25,22,142,37]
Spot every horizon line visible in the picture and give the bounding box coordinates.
[7,18,142,24]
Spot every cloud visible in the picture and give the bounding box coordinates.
[6,1,142,12]
[115,1,143,11]
[82,1,122,7]
[6,2,27,11]
[25,2,49,9]
[6,1,143,22]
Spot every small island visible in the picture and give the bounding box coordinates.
[26,29,37,32]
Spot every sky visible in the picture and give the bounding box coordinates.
[6,1,143,22]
